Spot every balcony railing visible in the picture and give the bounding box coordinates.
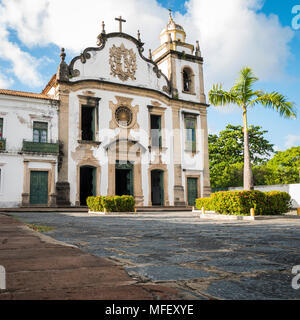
[0,139,6,151]
[22,140,59,154]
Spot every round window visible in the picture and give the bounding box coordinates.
[115,106,133,127]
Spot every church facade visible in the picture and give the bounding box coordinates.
[0,13,210,208]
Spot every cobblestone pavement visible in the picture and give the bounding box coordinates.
[7,211,300,300]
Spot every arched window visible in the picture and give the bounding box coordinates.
[182,67,193,93]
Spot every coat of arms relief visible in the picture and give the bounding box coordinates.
[109,43,137,81]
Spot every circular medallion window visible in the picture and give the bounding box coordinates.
[115,106,133,127]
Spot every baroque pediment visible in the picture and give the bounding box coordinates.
[66,33,171,95]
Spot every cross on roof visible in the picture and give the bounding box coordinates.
[115,16,126,32]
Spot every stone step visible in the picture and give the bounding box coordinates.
[0,206,192,213]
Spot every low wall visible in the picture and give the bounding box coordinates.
[229,184,300,208]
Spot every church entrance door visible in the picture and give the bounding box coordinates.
[187,177,198,206]
[80,166,96,205]
[115,161,133,196]
[151,170,164,206]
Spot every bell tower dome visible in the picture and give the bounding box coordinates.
[159,10,187,44]
[152,11,206,104]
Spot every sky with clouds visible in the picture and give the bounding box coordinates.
[0,0,299,151]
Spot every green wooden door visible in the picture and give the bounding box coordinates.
[126,168,134,196]
[30,171,48,205]
[187,178,198,206]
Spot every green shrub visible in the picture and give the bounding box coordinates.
[87,195,135,212]
[195,190,291,216]
[212,191,267,215]
[265,191,292,215]
[87,196,104,212]
[195,197,214,211]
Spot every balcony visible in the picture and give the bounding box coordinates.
[0,139,6,151]
[22,140,59,154]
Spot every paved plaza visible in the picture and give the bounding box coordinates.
[5,211,300,300]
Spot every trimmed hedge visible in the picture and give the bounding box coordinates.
[265,191,292,215]
[195,197,214,211]
[195,190,291,216]
[87,195,135,212]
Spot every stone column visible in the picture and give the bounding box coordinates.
[172,107,185,206]
[198,62,206,104]
[56,84,70,206]
[21,160,30,206]
[107,149,116,196]
[49,162,57,207]
[134,160,144,207]
[200,108,211,197]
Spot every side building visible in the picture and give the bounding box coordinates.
[0,89,59,207]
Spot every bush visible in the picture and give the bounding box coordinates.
[195,197,214,211]
[87,196,104,212]
[87,195,135,212]
[212,191,267,215]
[265,191,292,215]
[195,190,291,216]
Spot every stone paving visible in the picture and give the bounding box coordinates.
[0,214,182,300]
[5,211,300,300]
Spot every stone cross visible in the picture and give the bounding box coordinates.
[115,16,126,32]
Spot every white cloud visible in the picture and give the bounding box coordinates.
[285,135,300,148]
[0,73,14,89]
[176,0,294,90]
[0,0,294,90]
[273,145,281,152]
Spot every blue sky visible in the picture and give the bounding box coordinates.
[157,0,300,151]
[0,0,299,151]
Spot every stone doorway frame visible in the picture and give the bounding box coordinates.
[148,164,169,206]
[75,159,101,206]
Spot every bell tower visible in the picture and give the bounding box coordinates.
[152,11,206,104]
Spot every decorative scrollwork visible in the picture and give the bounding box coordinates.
[109,43,137,82]
[80,52,91,64]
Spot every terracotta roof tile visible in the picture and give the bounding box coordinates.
[0,89,56,101]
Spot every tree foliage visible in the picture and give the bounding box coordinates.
[209,125,300,189]
[263,147,300,185]
[209,124,274,166]
[209,125,274,189]
[208,66,296,190]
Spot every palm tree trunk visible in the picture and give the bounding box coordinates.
[243,106,254,190]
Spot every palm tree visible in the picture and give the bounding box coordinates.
[208,67,296,190]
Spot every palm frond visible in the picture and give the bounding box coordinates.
[208,84,239,107]
[249,92,296,118]
[231,67,259,104]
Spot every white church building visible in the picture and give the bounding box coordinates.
[0,13,211,208]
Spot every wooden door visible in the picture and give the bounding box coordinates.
[187,177,198,206]
[30,171,48,205]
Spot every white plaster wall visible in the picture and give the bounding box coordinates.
[0,155,23,207]
[229,184,300,208]
[180,109,203,203]
[71,37,170,95]
[68,88,175,206]
[175,59,201,103]
[0,96,58,151]
[175,44,193,54]
[0,95,59,208]
[180,109,203,171]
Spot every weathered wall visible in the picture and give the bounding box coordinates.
[0,94,58,208]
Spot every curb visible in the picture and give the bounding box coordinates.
[192,210,300,221]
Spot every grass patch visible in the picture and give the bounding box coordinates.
[26,224,54,233]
